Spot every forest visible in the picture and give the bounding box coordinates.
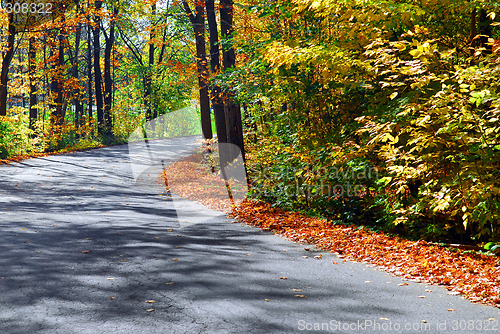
[1,0,499,248]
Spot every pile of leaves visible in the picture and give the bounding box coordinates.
[161,152,237,212]
[163,152,500,308]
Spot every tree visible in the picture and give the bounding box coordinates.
[181,0,212,139]
[0,8,16,116]
[206,0,228,165]
[220,0,244,162]
[103,6,118,136]
[93,0,105,134]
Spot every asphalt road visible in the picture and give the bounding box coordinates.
[0,136,499,334]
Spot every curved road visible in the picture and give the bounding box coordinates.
[0,137,498,333]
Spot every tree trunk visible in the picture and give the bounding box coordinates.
[103,7,118,137]
[182,0,213,140]
[50,30,65,127]
[0,14,16,116]
[145,4,156,123]
[72,11,83,132]
[93,0,104,134]
[220,0,245,162]
[28,37,38,130]
[87,21,93,120]
[206,0,228,166]
[478,9,492,53]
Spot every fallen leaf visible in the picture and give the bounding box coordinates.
[425,289,432,292]
[302,256,309,259]
[165,282,175,285]
[380,318,389,320]
[146,309,155,312]
[82,250,91,254]
[109,297,116,300]
[291,289,302,292]
[365,281,371,283]
[418,296,426,298]
[294,294,306,298]
[280,276,287,280]
[264,299,270,302]
[172,258,178,261]
[398,283,409,286]
[447,309,455,312]
[332,261,337,264]
[145,300,156,303]
[314,254,323,259]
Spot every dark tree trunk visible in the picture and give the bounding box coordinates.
[145,4,156,122]
[87,21,93,120]
[478,9,492,53]
[103,7,118,136]
[72,10,83,132]
[28,37,38,130]
[50,30,65,127]
[206,0,229,166]
[220,0,245,163]
[93,0,104,134]
[0,14,16,116]
[182,0,213,140]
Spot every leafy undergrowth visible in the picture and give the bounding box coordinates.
[163,151,500,309]
[0,139,128,166]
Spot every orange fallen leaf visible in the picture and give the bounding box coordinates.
[145,300,156,303]
[82,250,91,254]
[294,294,307,298]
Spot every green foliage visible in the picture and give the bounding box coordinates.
[238,0,500,244]
[0,113,32,159]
